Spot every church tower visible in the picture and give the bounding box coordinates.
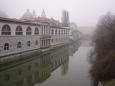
[61,10,70,27]
[41,9,46,17]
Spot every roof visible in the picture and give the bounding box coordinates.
[0,17,44,26]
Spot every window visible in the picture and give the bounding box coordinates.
[59,29,60,34]
[55,29,57,35]
[35,40,38,45]
[26,27,32,35]
[27,41,31,47]
[67,30,69,35]
[65,30,67,34]
[42,26,45,34]
[18,68,22,75]
[52,39,53,42]
[35,27,39,35]
[4,43,9,50]
[51,29,54,35]
[64,29,66,34]
[2,25,11,35]
[16,26,23,35]
[4,74,10,81]
[28,65,31,71]
[61,29,63,34]
[17,42,21,48]
[41,26,43,34]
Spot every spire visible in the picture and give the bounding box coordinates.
[41,9,46,17]
[32,10,36,17]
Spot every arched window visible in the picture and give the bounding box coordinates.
[51,29,54,35]
[34,27,39,35]
[2,25,11,35]
[35,40,38,45]
[17,42,21,48]
[27,41,31,47]
[26,27,32,35]
[16,26,23,35]
[4,43,9,50]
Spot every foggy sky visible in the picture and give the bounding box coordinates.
[0,0,115,27]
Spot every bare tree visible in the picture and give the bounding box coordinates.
[90,12,115,85]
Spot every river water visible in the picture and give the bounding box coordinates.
[0,40,92,86]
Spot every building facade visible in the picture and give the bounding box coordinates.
[0,10,70,57]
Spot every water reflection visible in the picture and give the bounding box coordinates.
[0,42,80,86]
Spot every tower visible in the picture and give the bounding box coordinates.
[61,10,70,27]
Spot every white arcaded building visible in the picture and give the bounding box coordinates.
[0,10,70,57]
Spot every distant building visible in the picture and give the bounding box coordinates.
[0,9,70,57]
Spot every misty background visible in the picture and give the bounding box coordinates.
[0,0,115,34]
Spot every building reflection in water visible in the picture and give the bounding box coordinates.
[0,42,79,86]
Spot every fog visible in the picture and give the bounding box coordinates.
[0,0,115,33]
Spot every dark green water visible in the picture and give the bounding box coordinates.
[0,41,92,86]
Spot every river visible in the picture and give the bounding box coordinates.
[0,40,92,86]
